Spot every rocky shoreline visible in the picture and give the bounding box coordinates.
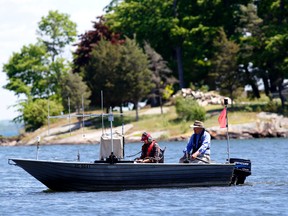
[1,112,287,146]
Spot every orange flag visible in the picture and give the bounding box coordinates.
[218,108,227,128]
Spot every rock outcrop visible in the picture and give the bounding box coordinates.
[175,88,231,106]
[208,112,288,139]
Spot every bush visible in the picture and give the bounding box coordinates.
[175,97,206,121]
[22,99,63,132]
[264,101,279,113]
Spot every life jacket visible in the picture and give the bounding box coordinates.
[146,140,156,157]
[192,129,205,154]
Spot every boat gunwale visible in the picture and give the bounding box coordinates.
[9,158,235,167]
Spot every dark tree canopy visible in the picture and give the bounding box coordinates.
[73,16,124,74]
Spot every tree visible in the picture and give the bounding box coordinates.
[120,38,154,120]
[2,10,77,130]
[81,39,124,109]
[73,17,125,107]
[3,44,50,99]
[18,99,63,132]
[237,3,263,99]
[37,10,77,62]
[60,72,91,113]
[210,29,243,105]
[81,37,154,120]
[105,0,252,90]
[238,0,288,109]
[73,16,124,74]
[144,42,177,113]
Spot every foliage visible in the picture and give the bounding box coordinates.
[174,97,206,121]
[3,44,49,98]
[210,28,244,103]
[80,39,122,108]
[119,38,155,120]
[163,84,174,100]
[144,42,177,106]
[238,1,288,108]
[3,10,77,100]
[73,16,124,74]
[263,101,280,113]
[105,0,252,89]
[81,37,154,120]
[2,10,77,131]
[60,72,91,112]
[20,99,63,131]
[37,10,77,61]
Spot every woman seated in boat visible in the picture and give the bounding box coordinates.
[134,132,163,163]
[179,120,211,164]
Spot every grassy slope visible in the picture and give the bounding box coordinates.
[114,104,259,139]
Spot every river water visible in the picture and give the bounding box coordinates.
[1,138,287,216]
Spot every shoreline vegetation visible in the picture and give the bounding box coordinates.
[1,105,288,147]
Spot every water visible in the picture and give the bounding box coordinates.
[0,120,23,137]
[1,138,287,216]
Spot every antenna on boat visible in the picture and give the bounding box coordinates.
[68,97,71,135]
[81,94,85,138]
[101,90,104,135]
[47,100,50,136]
[36,136,40,160]
[108,107,114,153]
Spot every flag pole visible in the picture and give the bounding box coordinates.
[224,99,230,162]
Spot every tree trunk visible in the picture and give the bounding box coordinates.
[245,67,260,98]
[134,102,139,121]
[262,76,270,97]
[278,82,286,110]
[159,95,163,115]
[175,46,184,88]
[173,0,185,89]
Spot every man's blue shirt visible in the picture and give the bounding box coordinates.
[183,130,211,155]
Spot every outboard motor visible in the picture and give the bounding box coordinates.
[229,158,252,185]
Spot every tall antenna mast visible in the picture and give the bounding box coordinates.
[47,100,50,136]
[101,90,104,135]
[68,97,71,135]
[82,94,85,137]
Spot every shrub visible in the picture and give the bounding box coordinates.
[175,97,206,121]
[21,99,63,132]
[264,101,279,113]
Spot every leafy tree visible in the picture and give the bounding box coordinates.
[81,39,123,109]
[237,3,263,99]
[60,72,91,113]
[120,38,154,120]
[81,37,153,120]
[73,16,124,74]
[19,99,63,132]
[249,0,288,109]
[210,29,243,105]
[2,10,77,130]
[105,0,252,90]
[144,42,177,112]
[3,44,49,99]
[37,10,77,62]
[73,17,125,107]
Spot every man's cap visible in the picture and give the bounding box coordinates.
[190,120,204,129]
